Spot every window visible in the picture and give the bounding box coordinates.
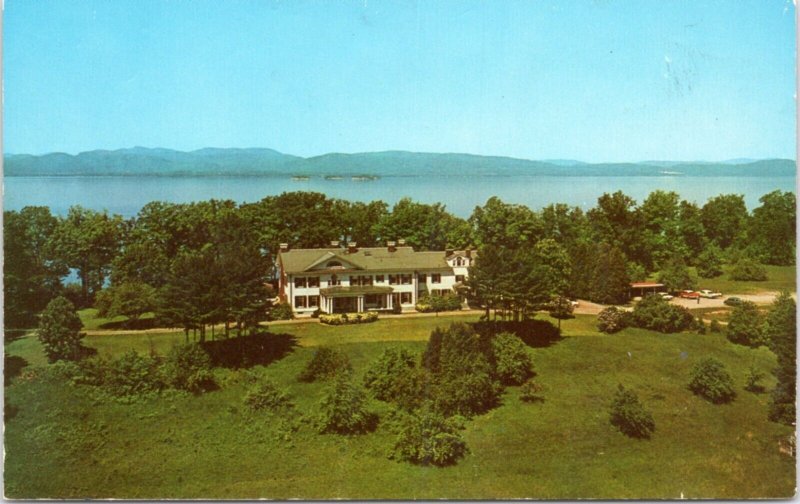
[365,294,382,305]
[418,273,427,283]
[389,274,398,285]
[431,273,441,283]
[294,277,307,288]
[400,274,412,284]
[360,275,373,286]
[329,274,341,286]
[308,295,319,308]
[307,277,320,288]
[376,275,385,283]
[349,276,359,286]
[454,256,466,266]
[294,296,307,308]
[456,275,465,283]
[400,292,412,304]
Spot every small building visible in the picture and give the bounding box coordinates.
[629,282,666,298]
[276,240,475,316]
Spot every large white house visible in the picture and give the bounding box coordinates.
[277,240,475,316]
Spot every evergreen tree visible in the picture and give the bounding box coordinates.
[765,292,796,424]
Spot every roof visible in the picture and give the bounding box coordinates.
[319,285,394,296]
[279,246,456,274]
[630,282,665,288]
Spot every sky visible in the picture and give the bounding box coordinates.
[3,0,797,162]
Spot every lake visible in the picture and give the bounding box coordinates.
[3,174,796,218]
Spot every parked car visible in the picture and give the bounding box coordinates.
[658,292,674,300]
[698,289,722,299]
[724,296,744,307]
[679,290,700,299]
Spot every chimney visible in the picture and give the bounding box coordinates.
[279,243,289,252]
[466,249,472,258]
[445,248,454,257]
[347,241,358,253]
[387,240,396,253]
[398,238,406,246]
[330,240,340,248]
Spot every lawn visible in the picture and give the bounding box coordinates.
[690,265,796,295]
[4,313,795,499]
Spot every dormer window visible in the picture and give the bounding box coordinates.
[454,256,466,267]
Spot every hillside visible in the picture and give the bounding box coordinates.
[3,147,796,177]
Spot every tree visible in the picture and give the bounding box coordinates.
[37,296,86,363]
[726,301,765,347]
[376,198,469,251]
[470,196,543,249]
[729,257,767,281]
[363,348,422,410]
[47,206,124,305]
[765,292,796,424]
[491,332,533,385]
[688,358,735,404]
[677,200,708,263]
[657,256,695,291]
[548,296,574,330]
[390,408,468,466]
[589,243,630,305]
[317,374,376,434]
[696,244,724,278]
[701,194,748,249]
[4,207,67,328]
[95,281,157,327]
[748,191,796,265]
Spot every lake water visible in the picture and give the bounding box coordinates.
[3,174,796,218]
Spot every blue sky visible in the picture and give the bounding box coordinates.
[4,0,796,161]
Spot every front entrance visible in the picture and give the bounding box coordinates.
[332,297,358,314]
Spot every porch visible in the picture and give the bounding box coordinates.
[320,285,395,314]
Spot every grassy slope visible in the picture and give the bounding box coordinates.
[4,313,795,499]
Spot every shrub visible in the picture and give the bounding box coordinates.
[609,385,655,439]
[416,293,462,313]
[548,296,575,330]
[597,306,628,334]
[730,258,768,281]
[744,365,765,393]
[162,343,216,393]
[657,257,696,292]
[519,379,544,403]
[363,348,421,408]
[37,296,86,363]
[491,332,533,385]
[709,319,722,333]
[318,374,377,434]
[244,379,293,412]
[726,301,766,347]
[696,245,724,278]
[629,294,694,333]
[102,350,164,398]
[688,358,735,404]
[319,312,378,325]
[268,303,295,321]
[298,347,352,382]
[390,408,468,466]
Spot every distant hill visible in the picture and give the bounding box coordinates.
[3,147,796,178]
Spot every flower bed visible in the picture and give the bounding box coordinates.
[319,312,379,325]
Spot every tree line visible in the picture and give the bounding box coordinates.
[5,189,795,333]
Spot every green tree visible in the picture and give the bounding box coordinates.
[470,196,543,249]
[696,243,724,278]
[765,292,796,424]
[318,374,376,434]
[548,295,574,330]
[688,358,736,404]
[729,257,768,281]
[657,256,696,291]
[95,281,157,327]
[701,194,748,249]
[47,206,124,305]
[589,243,630,305]
[748,191,796,265]
[376,198,469,250]
[726,301,765,347]
[390,408,468,466]
[4,207,67,328]
[677,200,708,263]
[37,296,86,363]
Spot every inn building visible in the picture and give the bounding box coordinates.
[277,240,475,316]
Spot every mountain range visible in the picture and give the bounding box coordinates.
[4,147,796,178]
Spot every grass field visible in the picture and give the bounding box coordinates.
[4,313,795,499]
[690,265,796,295]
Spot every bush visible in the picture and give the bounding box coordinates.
[609,385,655,439]
[688,358,736,404]
[268,303,294,321]
[415,293,462,313]
[102,350,164,398]
[162,343,216,393]
[744,365,765,393]
[709,319,723,333]
[597,306,628,334]
[363,348,422,409]
[519,379,544,403]
[697,245,724,278]
[390,408,468,466]
[629,294,694,333]
[726,301,766,347]
[657,257,696,292]
[37,296,86,363]
[318,374,376,434]
[730,258,768,281]
[298,347,352,382]
[318,311,378,325]
[491,332,533,385]
[244,379,293,412]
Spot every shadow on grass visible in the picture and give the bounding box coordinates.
[4,329,31,344]
[4,355,29,385]
[200,331,298,369]
[97,318,158,331]
[474,319,564,348]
